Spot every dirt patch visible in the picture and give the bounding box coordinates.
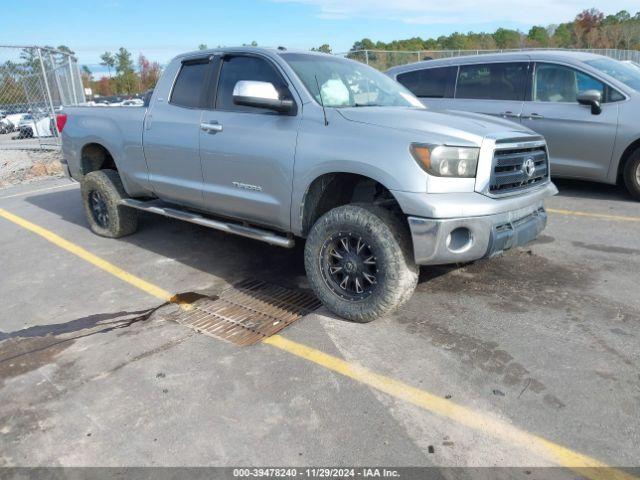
[398,308,566,408]
[416,247,640,322]
[0,336,73,385]
[403,248,639,405]
[0,149,63,189]
[0,307,163,387]
[572,241,640,256]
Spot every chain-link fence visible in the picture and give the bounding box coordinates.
[342,48,640,71]
[0,45,85,151]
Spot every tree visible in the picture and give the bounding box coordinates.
[57,45,74,55]
[198,44,208,50]
[494,28,521,48]
[115,47,134,75]
[138,53,162,91]
[81,65,92,87]
[527,26,549,46]
[115,47,137,94]
[350,38,376,51]
[574,8,604,47]
[551,23,573,47]
[96,77,112,96]
[100,52,115,78]
[311,44,332,53]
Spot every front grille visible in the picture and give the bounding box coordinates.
[489,145,549,195]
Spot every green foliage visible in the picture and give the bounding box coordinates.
[311,44,332,53]
[527,26,550,46]
[100,52,115,77]
[348,8,640,55]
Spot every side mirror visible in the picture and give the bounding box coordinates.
[577,90,602,115]
[232,80,294,114]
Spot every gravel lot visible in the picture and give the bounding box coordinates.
[0,174,638,476]
[0,143,63,188]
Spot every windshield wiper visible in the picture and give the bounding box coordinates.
[353,103,382,107]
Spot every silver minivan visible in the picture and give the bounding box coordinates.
[388,51,640,200]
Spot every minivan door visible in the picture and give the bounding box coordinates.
[143,57,212,209]
[448,62,529,121]
[521,62,619,180]
[198,54,300,231]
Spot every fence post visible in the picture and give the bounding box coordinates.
[364,50,369,65]
[68,57,78,104]
[48,51,66,106]
[37,47,60,141]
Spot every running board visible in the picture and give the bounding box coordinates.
[120,198,294,248]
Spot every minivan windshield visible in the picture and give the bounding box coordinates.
[585,58,640,92]
[281,53,424,108]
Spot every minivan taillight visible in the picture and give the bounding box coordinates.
[56,113,67,132]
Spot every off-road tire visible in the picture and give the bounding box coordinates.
[81,169,138,238]
[304,204,418,323]
[623,149,640,201]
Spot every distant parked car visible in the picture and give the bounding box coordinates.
[2,113,27,132]
[388,51,640,199]
[16,114,54,138]
[121,98,144,106]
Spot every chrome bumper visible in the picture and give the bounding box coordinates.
[408,202,548,265]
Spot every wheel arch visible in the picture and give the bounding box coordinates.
[298,172,405,238]
[617,137,640,182]
[79,142,118,178]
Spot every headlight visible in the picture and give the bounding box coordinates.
[410,144,479,178]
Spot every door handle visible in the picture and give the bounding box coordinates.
[525,113,544,120]
[200,122,223,133]
[501,111,521,119]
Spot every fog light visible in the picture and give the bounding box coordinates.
[447,227,473,253]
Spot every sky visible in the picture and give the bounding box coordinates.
[2,0,638,75]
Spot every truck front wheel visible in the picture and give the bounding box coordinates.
[81,169,138,238]
[304,204,418,322]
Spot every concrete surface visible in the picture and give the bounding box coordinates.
[0,176,638,471]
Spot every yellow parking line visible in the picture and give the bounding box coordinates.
[264,335,631,480]
[548,208,640,222]
[0,208,174,305]
[0,207,634,480]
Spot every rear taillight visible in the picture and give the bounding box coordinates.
[56,113,67,132]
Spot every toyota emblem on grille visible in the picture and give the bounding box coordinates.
[522,158,536,178]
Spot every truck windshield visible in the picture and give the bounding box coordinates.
[281,53,424,108]
[585,58,640,92]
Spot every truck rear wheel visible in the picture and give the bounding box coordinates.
[304,204,418,323]
[81,169,138,238]
[623,149,640,201]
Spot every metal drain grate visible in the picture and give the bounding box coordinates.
[175,280,321,346]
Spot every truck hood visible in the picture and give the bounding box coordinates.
[336,107,535,145]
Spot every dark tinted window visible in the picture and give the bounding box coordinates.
[170,61,208,108]
[456,62,528,101]
[216,56,288,112]
[396,66,457,98]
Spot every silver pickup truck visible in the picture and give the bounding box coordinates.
[60,47,557,322]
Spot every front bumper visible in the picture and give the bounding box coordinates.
[407,201,548,265]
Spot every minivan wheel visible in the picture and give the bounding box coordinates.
[304,204,418,323]
[81,169,138,238]
[623,149,640,201]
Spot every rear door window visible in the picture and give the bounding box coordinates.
[170,60,209,108]
[396,66,457,98]
[455,62,528,101]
